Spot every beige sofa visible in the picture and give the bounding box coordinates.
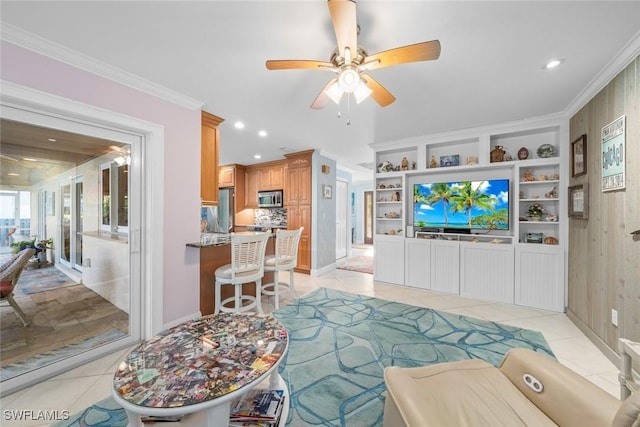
[383,348,640,426]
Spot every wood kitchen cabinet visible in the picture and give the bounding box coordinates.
[245,168,259,208]
[201,111,224,205]
[245,161,286,207]
[259,164,285,190]
[284,150,313,273]
[287,204,311,272]
[218,164,235,188]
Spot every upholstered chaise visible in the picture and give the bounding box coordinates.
[383,348,640,427]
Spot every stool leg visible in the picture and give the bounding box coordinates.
[235,283,242,312]
[255,279,264,314]
[289,268,298,300]
[273,270,280,310]
[214,280,221,315]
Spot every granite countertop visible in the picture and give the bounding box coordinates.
[186,231,274,248]
[237,224,288,230]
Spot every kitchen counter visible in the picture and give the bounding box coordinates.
[186,231,274,248]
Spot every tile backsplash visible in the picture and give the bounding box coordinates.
[255,208,287,226]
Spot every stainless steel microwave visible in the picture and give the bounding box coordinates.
[257,190,283,208]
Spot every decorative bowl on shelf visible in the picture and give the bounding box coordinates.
[537,144,557,158]
[517,147,529,160]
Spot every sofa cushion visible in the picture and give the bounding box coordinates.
[499,348,621,427]
[384,359,557,426]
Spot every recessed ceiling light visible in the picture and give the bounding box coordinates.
[543,59,564,70]
[254,154,262,159]
[22,158,38,162]
[234,121,245,129]
[258,130,268,137]
[48,138,57,142]
[8,173,19,176]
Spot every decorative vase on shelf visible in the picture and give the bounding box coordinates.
[529,215,542,222]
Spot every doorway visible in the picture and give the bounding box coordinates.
[58,177,83,272]
[364,191,373,245]
[0,84,159,396]
[335,179,349,260]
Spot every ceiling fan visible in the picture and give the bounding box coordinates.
[265,0,441,109]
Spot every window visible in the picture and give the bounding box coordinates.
[0,190,31,245]
[100,161,129,234]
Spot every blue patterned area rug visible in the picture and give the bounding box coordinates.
[15,265,78,295]
[54,288,553,427]
[272,288,553,427]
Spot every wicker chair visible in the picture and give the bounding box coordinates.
[0,248,36,326]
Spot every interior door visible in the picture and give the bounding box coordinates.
[336,180,348,259]
[59,182,71,266]
[59,176,83,271]
[364,191,373,245]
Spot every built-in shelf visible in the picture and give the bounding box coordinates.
[371,119,567,312]
[416,231,514,244]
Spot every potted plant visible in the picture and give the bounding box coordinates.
[527,203,544,221]
[10,237,53,263]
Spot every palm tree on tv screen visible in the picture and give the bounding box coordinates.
[449,181,497,227]
[426,183,452,226]
[473,208,509,229]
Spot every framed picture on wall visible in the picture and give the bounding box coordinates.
[568,184,588,219]
[571,134,587,177]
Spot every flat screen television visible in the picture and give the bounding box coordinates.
[413,179,510,231]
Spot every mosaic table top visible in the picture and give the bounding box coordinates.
[113,313,288,409]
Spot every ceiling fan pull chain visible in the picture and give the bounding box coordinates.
[346,93,352,125]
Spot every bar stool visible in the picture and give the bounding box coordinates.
[261,227,303,310]
[214,232,270,314]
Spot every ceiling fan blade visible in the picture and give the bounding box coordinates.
[310,78,338,110]
[362,74,396,107]
[364,40,441,71]
[328,0,357,59]
[266,60,335,71]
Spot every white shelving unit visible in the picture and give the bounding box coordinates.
[371,118,568,312]
[516,160,561,245]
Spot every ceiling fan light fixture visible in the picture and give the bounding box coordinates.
[354,81,373,104]
[325,80,344,104]
[338,68,360,93]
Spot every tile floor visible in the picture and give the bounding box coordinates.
[0,266,623,427]
[1,281,129,366]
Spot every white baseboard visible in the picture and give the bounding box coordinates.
[163,311,201,330]
[311,263,336,277]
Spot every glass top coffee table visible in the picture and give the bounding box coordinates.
[112,312,289,426]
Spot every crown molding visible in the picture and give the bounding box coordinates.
[1,22,204,111]
[564,28,640,118]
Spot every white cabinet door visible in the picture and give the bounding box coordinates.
[460,243,514,304]
[374,235,405,285]
[515,244,564,312]
[430,240,460,294]
[405,238,431,290]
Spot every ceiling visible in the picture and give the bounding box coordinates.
[0,119,128,187]
[2,1,640,184]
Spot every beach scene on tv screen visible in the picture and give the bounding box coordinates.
[413,179,509,230]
